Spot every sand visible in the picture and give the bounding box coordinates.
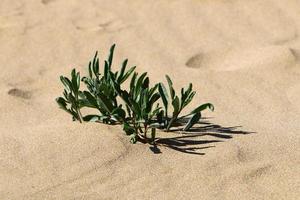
[0,0,299,199]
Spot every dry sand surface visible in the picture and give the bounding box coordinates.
[1,0,300,199]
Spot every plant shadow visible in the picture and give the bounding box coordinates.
[150,118,254,155]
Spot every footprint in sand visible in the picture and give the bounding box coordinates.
[41,0,56,5]
[244,164,272,181]
[8,88,32,100]
[186,46,297,71]
[72,10,130,33]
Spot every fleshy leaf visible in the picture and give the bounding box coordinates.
[189,103,214,115]
[183,112,201,131]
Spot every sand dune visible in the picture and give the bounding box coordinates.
[0,0,299,199]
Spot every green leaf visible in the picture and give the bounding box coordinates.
[83,91,98,107]
[182,91,196,109]
[142,77,149,89]
[76,72,80,90]
[189,103,214,115]
[121,66,136,84]
[183,112,201,131]
[108,44,116,69]
[130,134,137,144]
[149,93,160,108]
[166,75,175,99]
[149,83,158,97]
[88,61,93,78]
[63,89,68,99]
[112,107,126,120]
[135,72,147,99]
[149,104,162,119]
[130,72,138,95]
[92,51,98,73]
[94,58,99,77]
[136,72,147,90]
[71,68,79,92]
[186,83,192,95]
[83,115,101,122]
[172,96,180,115]
[78,98,96,109]
[97,92,114,113]
[123,122,135,135]
[56,97,77,117]
[104,61,109,81]
[126,104,132,118]
[56,97,67,109]
[60,76,72,92]
[129,98,141,117]
[158,83,168,113]
[118,59,128,82]
[156,110,164,124]
[119,90,131,106]
[68,93,76,105]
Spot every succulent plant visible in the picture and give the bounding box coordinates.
[81,44,136,124]
[56,44,214,144]
[115,72,161,143]
[158,75,214,131]
[56,69,84,123]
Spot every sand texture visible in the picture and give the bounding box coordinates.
[0,0,300,199]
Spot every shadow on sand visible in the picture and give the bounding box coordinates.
[149,118,254,155]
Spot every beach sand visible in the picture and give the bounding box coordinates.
[0,0,299,199]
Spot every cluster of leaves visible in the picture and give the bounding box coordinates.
[56,44,214,144]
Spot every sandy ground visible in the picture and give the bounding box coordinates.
[0,0,300,199]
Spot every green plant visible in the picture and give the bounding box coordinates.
[81,44,136,124]
[158,75,214,132]
[115,72,161,143]
[56,69,84,123]
[56,44,214,144]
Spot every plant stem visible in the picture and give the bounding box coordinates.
[132,114,139,136]
[77,108,83,123]
[144,124,148,139]
[166,114,178,132]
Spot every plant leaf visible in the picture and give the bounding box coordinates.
[83,115,101,122]
[158,83,168,113]
[112,107,126,121]
[149,93,160,109]
[88,61,93,78]
[97,92,114,113]
[121,66,136,84]
[71,69,79,93]
[130,72,138,95]
[182,91,196,109]
[108,44,116,69]
[56,97,67,110]
[118,59,128,83]
[136,72,147,89]
[166,75,175,99]
[189,103,214,115]
[60,76,72,92]
[172,96,180,115]
[142,77,149,89]
[183,112,201,131]
[83,91,98,108]
[92,51,98,74]
[123,122,135,135]
[104,61,109,81]
[130,133,137,144]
